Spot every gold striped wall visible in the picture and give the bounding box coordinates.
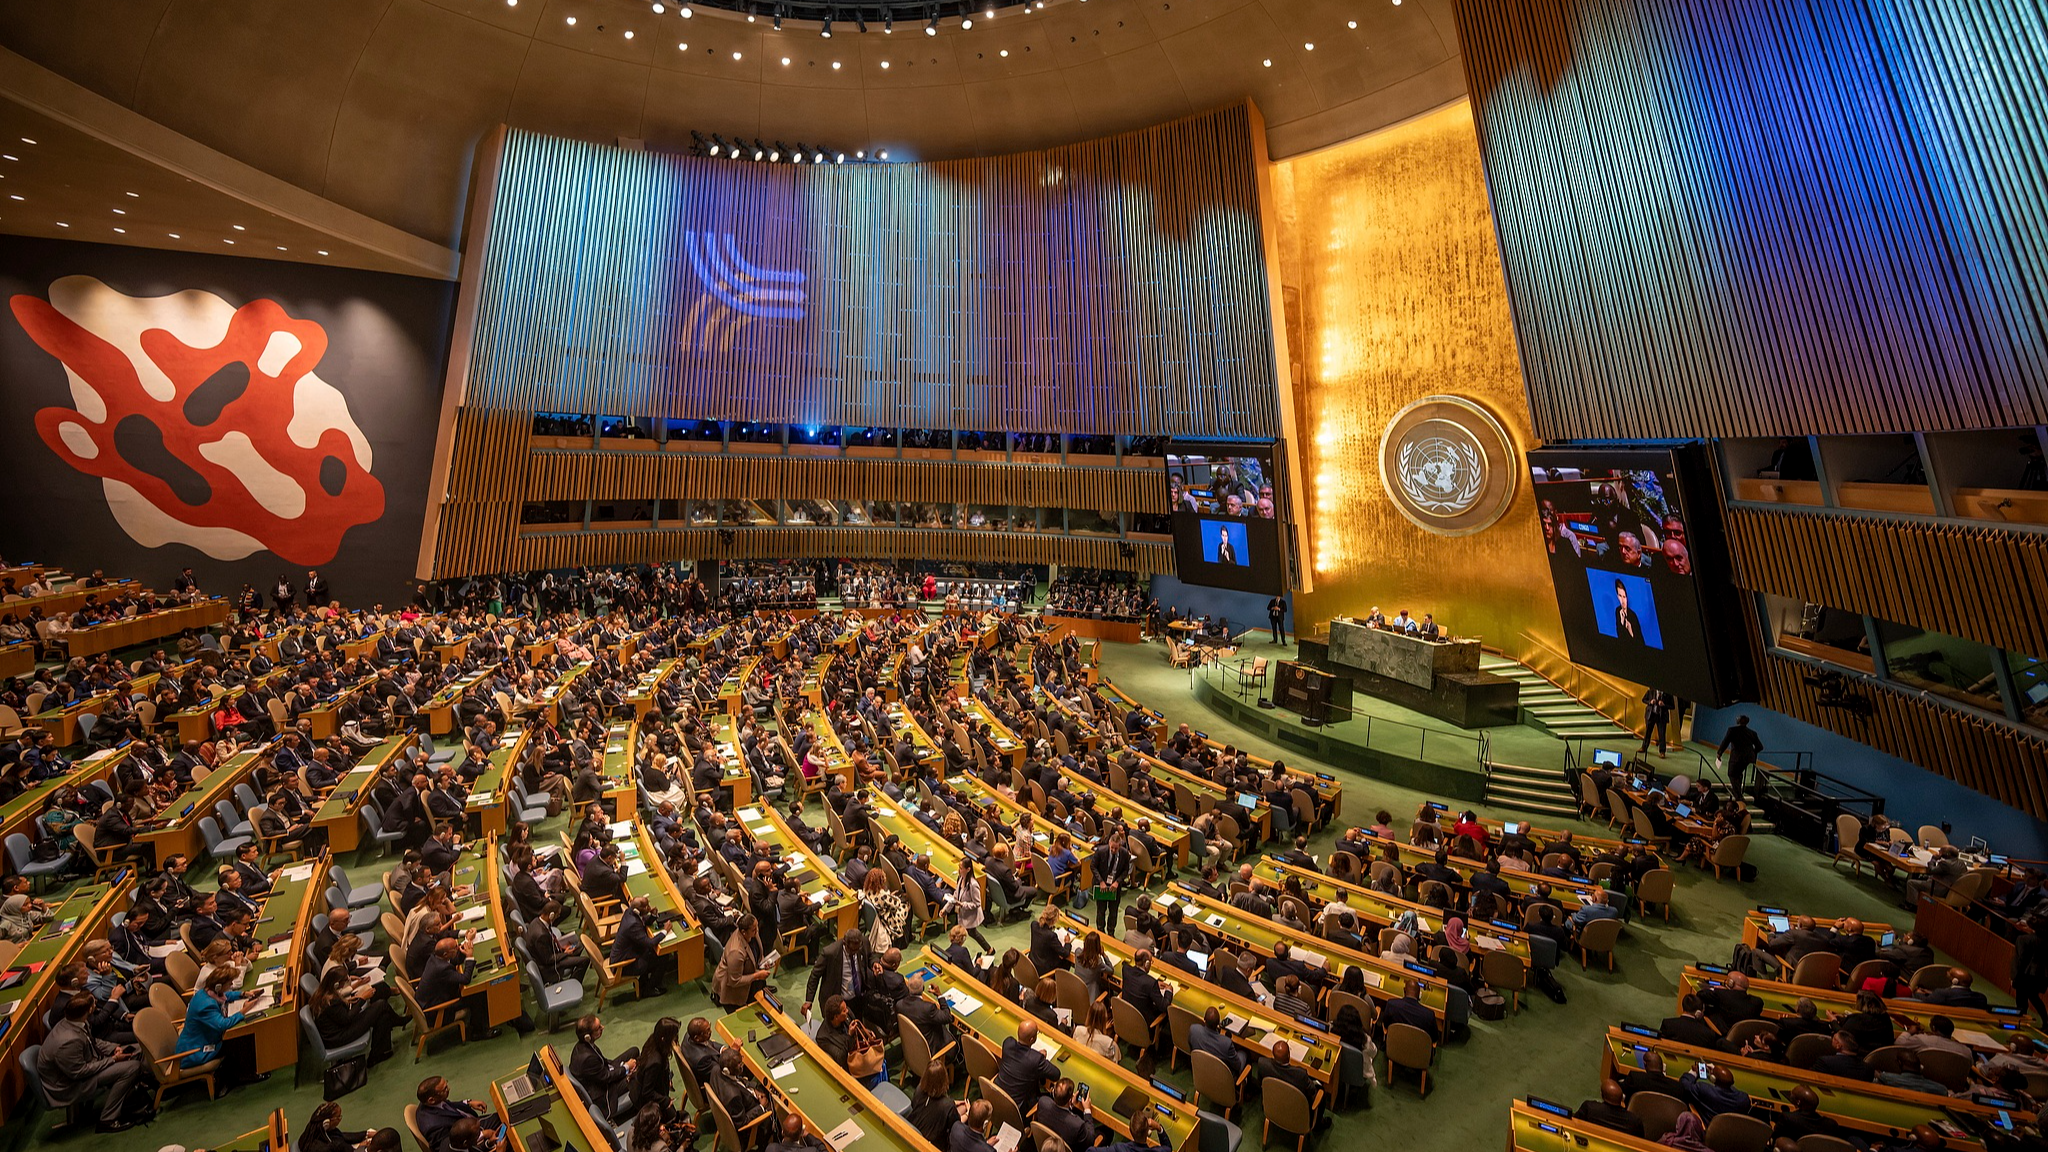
[1726,506,2048,663]
[1453,0,2048,442]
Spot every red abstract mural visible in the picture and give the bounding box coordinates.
[10,277,384,565]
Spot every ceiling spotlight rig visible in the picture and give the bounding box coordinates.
[685,131,895,163]
[631,0,1028,30]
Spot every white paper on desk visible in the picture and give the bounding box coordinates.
[991,1124,1022,1152]
[1953,1028,2000,1049]
[243,989,275,1013]
[750,826,776,838]
[145,942,181,959]
[255,968,285,987]
[1220,1013,1249,1033]
[1260,1035,1307,1063]
[1031,1037,1061,1059]
[459,906,487,923]
[771,1060,800,1080]
[824,1120,863,1150]
[626,861,648,877]
[737,808,764,822]
[1054,927,1073,948]
[608,821,635,837]
[470,792,493,805]
[1052,1007,1073,1026]
[1205,914,1226,928]
[475,929,497,944]
[807,891,830,906]
[83,748,117,762]
[260,940,291,959]
[1472,936,1506,952]
[1360,970,1384,990]
[942,992,984,1016]
[283,864,319,882]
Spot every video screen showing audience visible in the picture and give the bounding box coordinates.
[1166,449,1276,518]
[1164,441,1286,594]
[1530,448,1724,701]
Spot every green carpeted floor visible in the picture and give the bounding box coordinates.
[0,635,1962,1152]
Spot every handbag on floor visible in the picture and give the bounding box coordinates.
[324,1054,370,1099]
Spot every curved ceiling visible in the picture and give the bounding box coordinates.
[0,0,1464,250]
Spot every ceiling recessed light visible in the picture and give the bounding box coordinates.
[1347,20,1357,28]
[1304,42,1314,50]
[19,138,34,145]
[168,232,180,239]
[781,56,790,65]
[831,60,841,69]
[506,0,516,6]
[318,250,329,256]
[54,222,68,228]
[112,208,126,215]
[880,60,890,68]
[961,17,973,28]
[1262,58,1271,66]
[678,41,687,49]
[276,246,288,251]
[732,50,741,59]
[5,195,20,201]
[999,48,1008,56]
[2,155,17,162]
[624,29,633,38]
[223,238,235,244]
[877,150,889,160]
[566,15,577,25]
[651,2,663,10]
[232,224,245,231]
[125,191,139,198]
[112,227,125,233]
[679,4,691,15]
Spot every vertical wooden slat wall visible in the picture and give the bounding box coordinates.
[1451,0,2048,441]
[459,105,1280,436]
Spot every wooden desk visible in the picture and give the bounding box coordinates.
[1736,909,1898,951]
[952,698,1024,771]
[62,597,229,658]
[1676,965,2046,1050]
[0,875,133,1111]
[465,724,533,838]
[607,823,706,985]
[597,720,641,823]
[493,1046,613,1152]
[229,853,329,1073]
[444,836,524,1028]
[1599,1025,2008,1147]
[35,671,162,745]
[538,661,592,727]
[720,656,761,718]
[733,805,861,940]
[1094,681,1167,744]
[1260,855,1543,968]
[0,640,32,678]
[915,951,1201,1151]
[1130,753,1274,844]
[1159,885,1453,1023]
[716,999,936,1152]
[310,737,409,854]
[1349,831,1610,912]
[0,745,129,869]
[627,657,682,719]
[1053,770,1193,867]
[422,669,492,737]
[140,743,268,862]
[1042,615,1144,645]
[212,1109,291,1152]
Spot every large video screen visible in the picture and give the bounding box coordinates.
[1167,441,1284,593]
[1529,446,1733,704]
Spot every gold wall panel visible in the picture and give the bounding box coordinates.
[1273,102,1577,685]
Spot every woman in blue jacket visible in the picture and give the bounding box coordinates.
[177,966,263,1086]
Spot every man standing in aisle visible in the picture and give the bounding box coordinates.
[1267,594,1288,645]
[1717,716,1765,800]
[1640,689,1673,759]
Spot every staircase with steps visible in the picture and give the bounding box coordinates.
[1478,653,1636,818]
[1481,654,1635,741]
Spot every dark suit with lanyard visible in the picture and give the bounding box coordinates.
[1090,841,1131,933]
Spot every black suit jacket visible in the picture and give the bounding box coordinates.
[1121,964,1170,1021]
[992,1036,1058,1105]
[1032,1098,1099,1150]
[1379,995,1439,1045]
[1657,1015,1724,1051]
[1699,987,1764,1034]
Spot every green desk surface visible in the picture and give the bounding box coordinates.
[0,878,127,1021]
[1676,966,2046,1048]
[734,805,857,923]
[311,738,408,825]
[717,1004,931,1152]
[1052,770,1193,855]
[1351,831,1607,910]
[1602,1027,2007,1140]
[466,726,532,817]
[444,854,515,980]
[1158,885,1451,1017]
[1258,855,1533,962]
[0,745,129,831]
[231,858,326,1026]
[913,950,1200,1150]
[149,744,265,834]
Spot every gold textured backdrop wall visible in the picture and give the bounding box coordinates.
[1273,101,1573,684]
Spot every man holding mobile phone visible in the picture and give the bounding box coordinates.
[37,992,149,1132]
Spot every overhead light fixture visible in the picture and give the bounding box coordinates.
[1262,58,1271,66]
[814,150,824,162]
[835,152,845,163]
[772,9,782,29]
[961,17,972,28]
[880,59,889,67]
[232,224,246,231]
[112,227,125,233]
[679,4,692,15]
[753,145,765,160]
[223,238,235,244]
[4,194,19,201]
[566,15,577,24]
[678,41,688,49]
[651,2,663,10]
[125,191,139,197]
[19,138,35,145]
[276,246,287,251]
[168,232,180,238]
[855,150,865,158]
[884,14,892,32]
[877,149,889,160]
[781,56,791,64]
[112,208,125,215]
[999,48,1007,56]
[732,50,742,58]
[820,17,832,38]
[831,60,841,69]
[55,222,69,228]
[925,17,936,34]
[318,250,329,256]
[624,29,634,38]
[1348,20,1357,28]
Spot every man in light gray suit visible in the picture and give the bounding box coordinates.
[37,992,146,1131]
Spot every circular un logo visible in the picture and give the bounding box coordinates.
[1378,396,1518,536]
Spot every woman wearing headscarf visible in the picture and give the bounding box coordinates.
[1442,916,1472,960]
[1379,931,1415,964]
[1658,1112,1712,1152]
[0,891,48,941]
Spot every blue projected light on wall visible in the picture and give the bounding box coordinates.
[682,231,806,319]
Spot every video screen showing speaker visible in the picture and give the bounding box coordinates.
[1529,445,1743,705]
[1167,440,1285,593]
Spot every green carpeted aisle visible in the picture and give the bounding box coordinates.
[1,636,1964,1152]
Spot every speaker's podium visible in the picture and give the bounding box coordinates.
[1274,660,1354,725]
[1314,617,1520,729]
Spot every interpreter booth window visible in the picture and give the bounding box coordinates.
[668,419,724,442]
[520,501,584,525]
[1876,619,2005,712]
[1758,593,1872,672]
[591,501,653,527]
[847,427,898,449]
[2007,649,2048,731]
[1067,509,1121,536]
[732,422,783,445]
[961,505,1006,530]
[534,412,594,437]
[683,500,721,526]
[598,415,655,440]
[783,499,840,526]
[909,503,953,528]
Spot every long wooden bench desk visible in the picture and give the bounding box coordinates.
[1091,681,1343,816]
[1346,830,1611,913]
[1598,1024,2020,1148]
[0,874,133,1110]
[140,742,269,862]
[732,804,861,940]
[310,736,410,854]
[1127,752,1275,844]
[1044,905,1342,1089]
[1737,907,1901,950]
[1056,769,1195,868]
[596,720,642,823]
[490,1045,615,1152]
[571,821,707,986]
[627,656,682,719]
[716,997,936,1152]
[1676,964,2045,1049]
[228,852,330,1073]
[1259,855,1548,970]
[436,834,524,1029]
[0,744,130,870]
[1158,885,1456,1026]
[465,723,533,838]
[914,951,1203,1152]
[62,597,229,658]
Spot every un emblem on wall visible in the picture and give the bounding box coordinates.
[1378,396,1518,536]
